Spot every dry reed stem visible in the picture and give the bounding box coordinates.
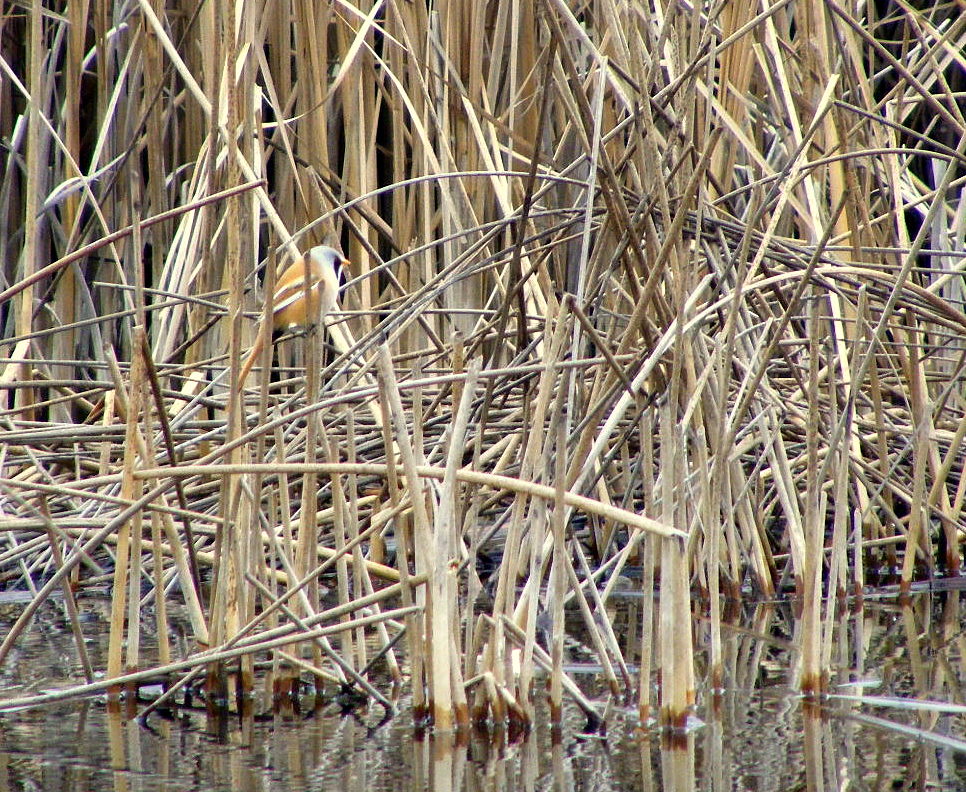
[106,328,147,684]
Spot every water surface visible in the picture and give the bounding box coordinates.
[1,591,964,791]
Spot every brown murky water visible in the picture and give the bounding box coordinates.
[1,590,964,791]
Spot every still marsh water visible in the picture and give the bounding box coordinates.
[1,589,964,791]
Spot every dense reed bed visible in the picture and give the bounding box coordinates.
[1,0,965,733]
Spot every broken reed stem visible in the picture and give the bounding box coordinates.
[639,532,657,725]
[8,0,44,423]
[125,425,145,676]
[291,321,325,695]
[149,508,171,669]
[901,324,931,589]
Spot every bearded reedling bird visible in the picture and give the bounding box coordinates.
[237,245,349,387]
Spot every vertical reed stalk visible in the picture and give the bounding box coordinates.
[548,396,568,728]
[800,295,825,696]
[638,533,657,723]
[377,343,439,723]
[345,414,369,673]
[41,500,94,683]
[107,329,148,686]
[7,0,45,420]
[149,509,171,668]
[327,430,355,672]
[657,394,694,728]
[377,366,425,718]
[436,358,480,730]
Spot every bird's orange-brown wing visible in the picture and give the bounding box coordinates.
[238,247,347,387]
[272,253,324,330]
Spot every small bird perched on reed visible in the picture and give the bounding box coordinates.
[237,245,349,386]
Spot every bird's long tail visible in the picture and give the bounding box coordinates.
[237,329,267,388]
